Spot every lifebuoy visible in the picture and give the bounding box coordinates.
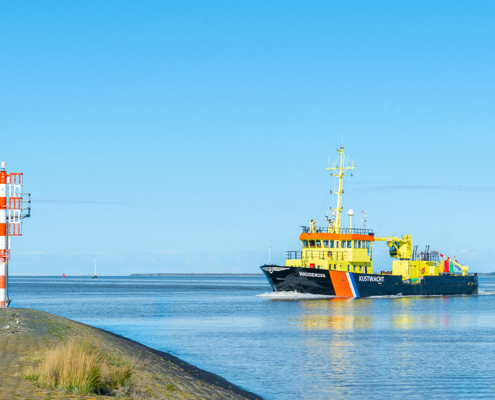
[327,251,332,258]
[421,268,425,274]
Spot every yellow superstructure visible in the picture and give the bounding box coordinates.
[285,146,470,280]
[285,146,374,274]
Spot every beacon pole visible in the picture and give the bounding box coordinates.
[0,161,31,308]
[0,163,7,307]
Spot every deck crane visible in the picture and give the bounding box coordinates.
[375,235,413,260]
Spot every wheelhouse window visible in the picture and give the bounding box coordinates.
[342,241,347,249]
[309,240,315,248]
[323,240,329,248]
[336,241,340,248]
[348,265,350,271]
[366,241,371,249]
[329,240,334,248]
[303,240,308,248]
[347,240,352,248]
[316,240,321,248]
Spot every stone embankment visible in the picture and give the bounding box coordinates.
[0,308,261,400]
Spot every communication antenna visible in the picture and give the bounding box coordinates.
[326,146,355,230]
[361,210,369,228]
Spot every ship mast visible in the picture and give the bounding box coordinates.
[326,146,355,232]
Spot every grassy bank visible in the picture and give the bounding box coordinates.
[23,338,133,395]
[0,308,261,400]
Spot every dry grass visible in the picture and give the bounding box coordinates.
[23,337,133,395]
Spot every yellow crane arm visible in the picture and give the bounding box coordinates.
[375,235,413,260]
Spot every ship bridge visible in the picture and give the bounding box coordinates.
[285,225,376,273]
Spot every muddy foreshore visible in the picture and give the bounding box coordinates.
[0,308,262,400]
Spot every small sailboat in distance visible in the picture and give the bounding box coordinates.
[92,256,98,279]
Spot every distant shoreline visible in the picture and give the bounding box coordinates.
[130,273,264,276]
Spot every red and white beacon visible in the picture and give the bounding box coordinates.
[0,161,31,307]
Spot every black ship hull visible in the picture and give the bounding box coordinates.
[260,265,479,298]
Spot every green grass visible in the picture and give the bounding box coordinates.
[23,338,133,395]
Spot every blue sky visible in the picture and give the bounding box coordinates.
[1,1,494,275]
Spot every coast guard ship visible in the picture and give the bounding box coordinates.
[260,146,478,298]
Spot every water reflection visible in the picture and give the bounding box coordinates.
[289,298,374,330]
[285,294,480,399]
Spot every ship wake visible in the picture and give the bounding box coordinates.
[256,291,335,300]
[478,290,495,295]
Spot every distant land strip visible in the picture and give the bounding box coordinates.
[130,273,264,276]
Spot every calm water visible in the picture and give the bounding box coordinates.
[8,276,495,399]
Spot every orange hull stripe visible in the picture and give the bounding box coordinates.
[0,276,5,289]
[300,233,375,241]
[330,271,354,297]
[0,223,5,235]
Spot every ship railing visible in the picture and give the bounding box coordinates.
[300,226,374,235]
[301,250,347,261]
[416,251,440,263]
[286,251,302,260]
[286,250,349,261]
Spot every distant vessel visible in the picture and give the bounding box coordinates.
[92,256,98,279]
[62,273,65,278]
[260,145,478,297]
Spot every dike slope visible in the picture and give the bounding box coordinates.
[0,308,262,400]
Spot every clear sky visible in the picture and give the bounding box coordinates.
[1,1,494,275]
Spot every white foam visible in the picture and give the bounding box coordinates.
[478,291,495,296]
[367,294,404,299]
[256,291,335,300]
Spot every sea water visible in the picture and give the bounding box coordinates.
[9,276,495,399]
